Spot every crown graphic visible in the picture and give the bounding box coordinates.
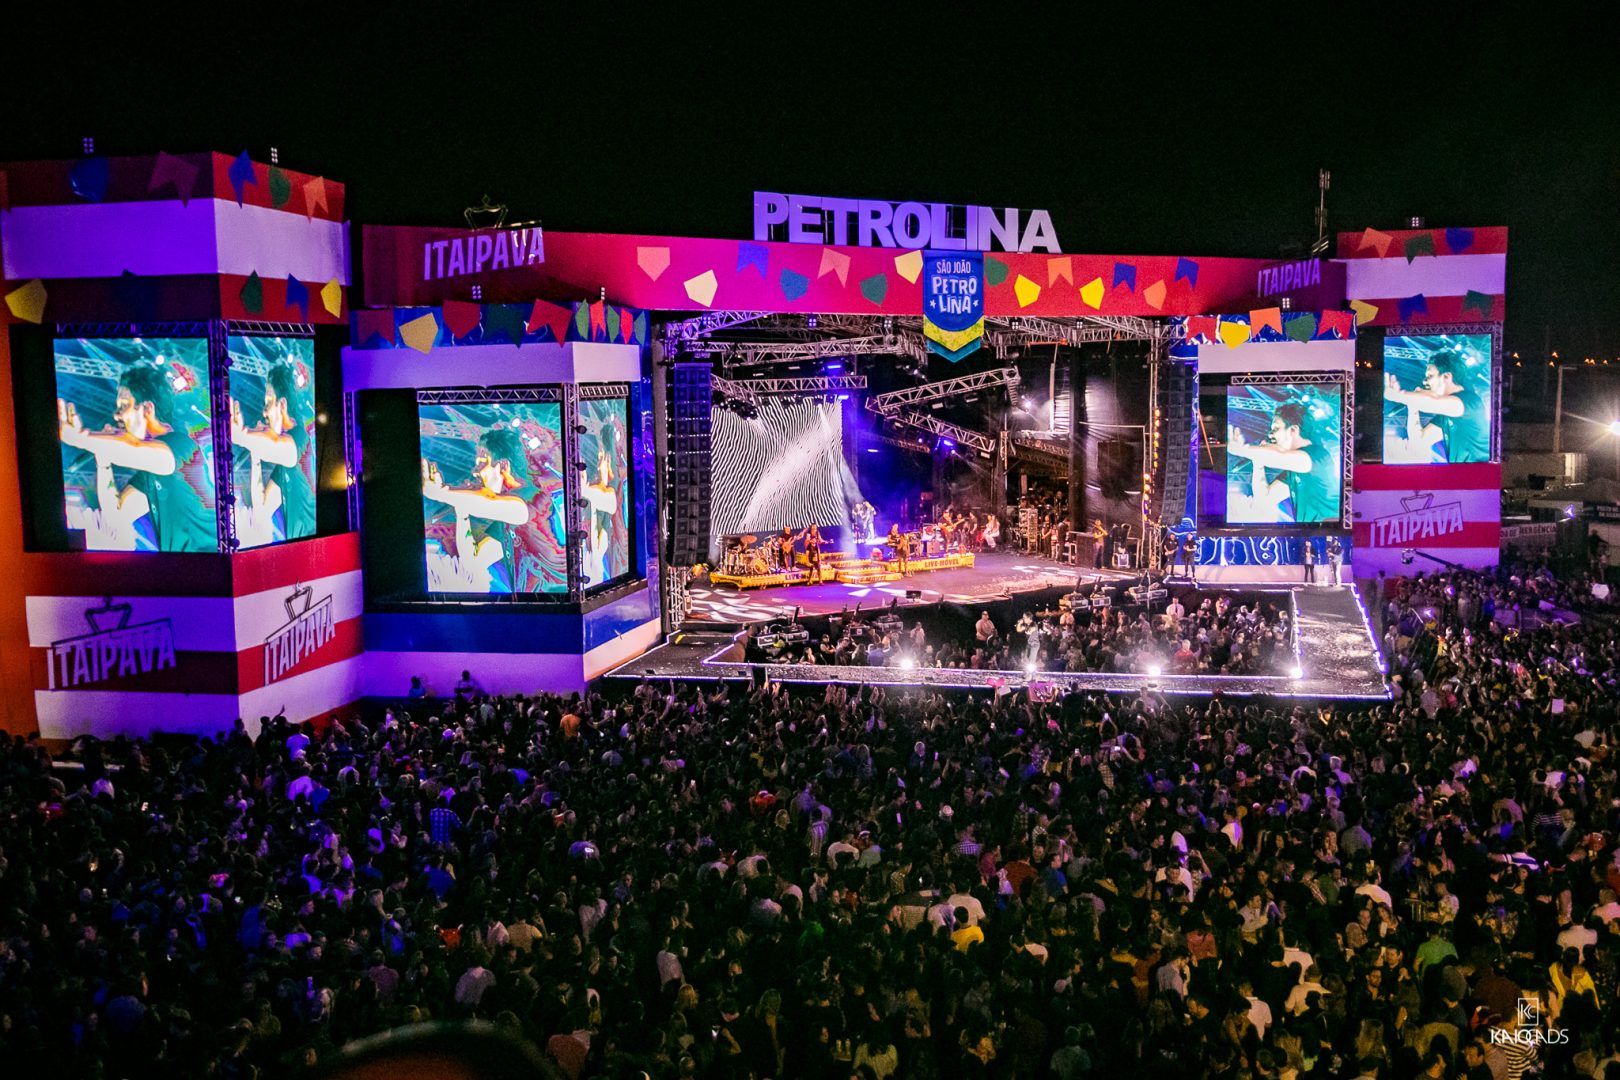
[1399,493,1436,513]
[85,597,133,634]
[283,584,313,622]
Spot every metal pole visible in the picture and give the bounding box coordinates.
[1554,365,1565,456]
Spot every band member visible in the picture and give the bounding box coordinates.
[778,526,800,570]
[58,362,217,552]
[887,523,911,575]
[804,525,825,584]
[982,513,1000,551]
[1326,535,1344,586]
[1384,350,1490,464]
[938,509,956,554]
[851,499,876,543]
[1092,518,1109,569]
[1228,401,1338,524]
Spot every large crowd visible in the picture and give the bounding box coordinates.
[0,561,1617,1079]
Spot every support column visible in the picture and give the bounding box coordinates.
[1068,348,1086,530]
[563,384,583,599]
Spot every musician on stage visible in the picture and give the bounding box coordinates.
[777,526,800,572]
[1091,518,1108,569]
[982,513,1000,551]
[805,525,825,584]
[887,523,911,575]
[851,499,875,543]
[938,508,957,554]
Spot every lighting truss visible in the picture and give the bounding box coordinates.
[663,311,771,344]
[416,387,564,404]
[578,383,631,399]
[983,314,1161,348]
[871,434,933,455]
[865,367,1020,415]
[57,321,213,339]
[1229,370,1355,531]
[711,374,869,403]
[705,335,928,366]
[890,410,995,453]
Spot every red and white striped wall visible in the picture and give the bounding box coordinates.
[1351,463,1502,577]
[1334,226,1507,327]
[24,534,364,741]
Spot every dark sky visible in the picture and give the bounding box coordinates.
[4,7,1615,358]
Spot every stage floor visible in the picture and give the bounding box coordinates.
[687,550,1136,623]
[616,581,1390,701]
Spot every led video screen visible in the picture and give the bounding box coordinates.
[1224,383,1343,525]
[55,337,218,551]
[578,395,630,588]
[419,401,567,594]
[227,336,317,548]
[1381,333,1492,464]
[710,398,848,540]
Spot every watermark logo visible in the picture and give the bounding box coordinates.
[1490,999,1571,1046]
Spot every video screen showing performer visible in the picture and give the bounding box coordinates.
[578,396,630,588]
[1381,334,1492,464]
[227,336,316,549]
[1225,384,1343,525]
[419,401,566,594]
[54,336,218,551]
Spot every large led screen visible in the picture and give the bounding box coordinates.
[55,337,218,551]
[1224,383,1343,525]
[419,401,566,594]
[578,395,630,588]
[1381,333,1492,464]
[228,336,316,548]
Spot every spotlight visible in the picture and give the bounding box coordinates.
[1024,661,1038,675]
[1292,664,1304,680]
[899,656,916,669]
[1146,663,1162,678]
[1608,420,1620,437]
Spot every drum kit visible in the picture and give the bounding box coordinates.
[721,534,774,575]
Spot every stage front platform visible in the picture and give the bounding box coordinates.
[616,581,1389,702]
[689,550,1134,623]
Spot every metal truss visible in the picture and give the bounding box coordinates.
[578,383,631,399]
[703,335,928,365]
[872,434,933,455]
[866,367,1019,414]
[416,386,564,404]
[225,321,314,339]
[57,321,212,339]
[984,315,1161,347]
[663,311,771,344]
[1228,370,1355,530]
[889,410,995,453]
[712,374,869,402]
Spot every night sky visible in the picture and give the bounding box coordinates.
[4,8,1616,362]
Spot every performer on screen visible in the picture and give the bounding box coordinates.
[231,359,314,547]
[58,361,216,552]
[1384,350,1490,463]
[1228,401,1337,524]
[580,436,621,586]
[422,427,533,592]
[887,523,910,575]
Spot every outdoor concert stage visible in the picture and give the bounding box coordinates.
[616,581,1390,701]
[688,550,1136,623]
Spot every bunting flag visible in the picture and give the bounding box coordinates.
[1218,320,1251,348]
[735,242,769,277]
[573,303,590,338]
[1111,263,1137,292]
[526,299,573,343]
[321,279,344,318]
[636,246,671,281]
[1444,227,1474,254]
[1048,256,1073,286]
[1462,290,1494,319]
[3,279,47,323]
[606,305,622,340]
[398,312,440,354]
[1320,309,1355,339]
[284,275,310,320]
[353,308,397,347]
[860,272,889,306]
[1397,294,1428,322]
[1186,315,1218,342]
[1142,280,1167,310]
[779,268,809,301]
[268,166,293,209]
[684,270,718,307]
[633,312,647,343]
[302,176,328,220]
[240,271,264,314]
[1284,313,1318,342]
[1014,275,1041,308]
[69,156,110,202]
[1349,299,1379,326]
[1249,307,1283,337]
[1358,228,1394,257]
[1403,232,1435,262]
[893,250,923,284]
[984,256,1009,287]
[588,300,608,336]
[1078,277,1104,309]
[442,300,483,339]
[1174,257,1199,288]
[482,303,528,345]
[228,151,258,206]
[620,308,636,343]
[147,152,200,204]
[817,248,851,286]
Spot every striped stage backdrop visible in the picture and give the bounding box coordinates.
[1351,463,1502,578]
[23,534,364,741]
[1335,226,1506,328]
[0,152,349,325]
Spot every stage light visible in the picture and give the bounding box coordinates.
[1146,663,1162,678]
[1024,661,1038,675]
[899,656,916,669]
[1608,420,1620,437]
[1292,664,1304,679]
